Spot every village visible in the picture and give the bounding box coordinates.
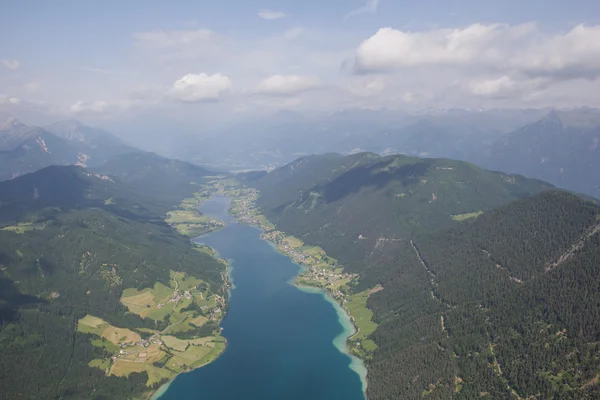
[229,188,359,304]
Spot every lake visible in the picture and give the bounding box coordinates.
[157,196,365,400]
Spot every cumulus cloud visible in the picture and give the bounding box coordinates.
[353,23,600,84]
[255,75,320,95]
[466,76,549,98]
[1,59,20,70]
[511,24,600,80]
[345,0,380,20]
[354,24,509,72]
[133,29,214,48]
[170,73,232,102]
[258,10,287,20]
[70,100,108,113]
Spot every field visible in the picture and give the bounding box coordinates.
[1,222,44,234]
[162,335,191,352]
[160,335,224,372]
[109,361,175,387]
[120,282,175,320]
[452,211,484,221]
[101,325,141,344]
[77,315,141,344]
[190,315,208,327]
[88,358,111,370]
[347,290,378,340]
[165,202,222,237]
[171,270,203,291]
[282,235,303,249]
[91,338,119,353]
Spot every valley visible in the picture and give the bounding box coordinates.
[226,185,380,361]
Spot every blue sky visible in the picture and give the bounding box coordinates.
[1,0,600,125]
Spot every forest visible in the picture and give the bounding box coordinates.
[0,165,225,399]
[248,153,600,399]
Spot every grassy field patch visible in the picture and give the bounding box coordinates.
[91,338,119,353]
[88,358,111,370]
[77,314,108,335]
[451,211,484,221]
[2,222,43,234]
[162,336,190,352]
[101,325,141,345]
[190,315,208,327]
[109,361,174,387]
[347,290,378,342]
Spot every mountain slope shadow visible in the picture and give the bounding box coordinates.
[321,159,432,203]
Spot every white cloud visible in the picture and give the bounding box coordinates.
[511,24,600,80]
[467,76,549,98]
[354,23,600,83]
[258,9,287,20]
[345,0,380,20]
[70,100,108,113]
[1,59,20,70]
[170,73,233,102]
[133,29,214,48]
[354,24,508,72]
[255,75,320,95]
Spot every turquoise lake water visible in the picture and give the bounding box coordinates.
[157,196,365,400]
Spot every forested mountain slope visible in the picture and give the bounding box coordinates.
[95,152,216,216]
[0,166,226,399]
[247,153,600,399]
[364,191,600,399]
[251,152,553,273]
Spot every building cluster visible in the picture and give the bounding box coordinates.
[157,289,194,308]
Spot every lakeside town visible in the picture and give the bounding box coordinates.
[229,188,359,305]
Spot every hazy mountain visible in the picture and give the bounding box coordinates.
[483,108,600,198]
[170,108,550,171]
[95,152,216,215]
[0,118,140,181]
[246,153,600,399]
[0,118,83,180]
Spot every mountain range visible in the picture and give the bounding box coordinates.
[244,153,600,399]
[175,107,600,198]
[0,117,138,181]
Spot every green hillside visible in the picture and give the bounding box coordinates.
[246,153,600,399]
[0,166,227,399]
[252,152,554,273]
[95,152,217,216]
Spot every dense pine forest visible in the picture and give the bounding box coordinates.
[247,153,600,399]
[0,165,225,399]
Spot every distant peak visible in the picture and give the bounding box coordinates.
[541,110,563,125]
[0,116,25,131]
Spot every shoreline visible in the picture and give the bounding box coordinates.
[232,203,369,395]
[293,282,368,394]
[150,202,233,400]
